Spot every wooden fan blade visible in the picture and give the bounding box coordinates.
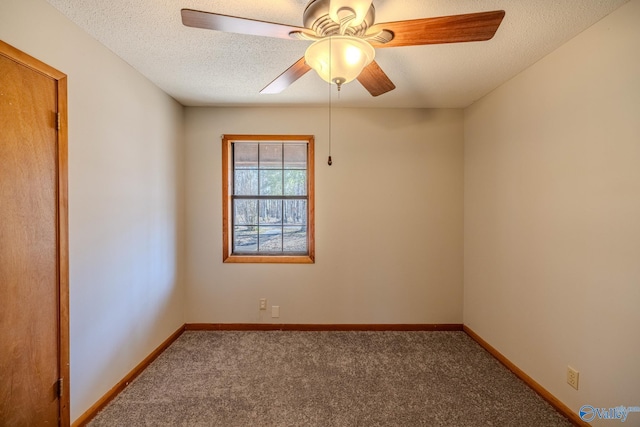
[181,9,313,40]
[261,57,312,94]
[357,61,396,97]
[368,10,505,48]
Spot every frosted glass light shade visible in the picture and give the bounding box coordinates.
[304,36,375,87]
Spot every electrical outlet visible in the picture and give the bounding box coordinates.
[567,366,579,390]
[271,306,280,318]
[259,298,267,310]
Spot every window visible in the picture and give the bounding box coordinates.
[222,135,315,263]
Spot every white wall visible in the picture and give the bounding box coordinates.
[185,107,463,324]
[0,0,185,421]
[464,0,640,423]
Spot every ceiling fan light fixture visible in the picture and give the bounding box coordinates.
[305,36,375,88]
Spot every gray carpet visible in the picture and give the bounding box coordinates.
[88,331,572,426]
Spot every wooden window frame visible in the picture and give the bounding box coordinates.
[222,134,315,264]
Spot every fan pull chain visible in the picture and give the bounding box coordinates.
[328,35,333,166]
[328,92,333,166]
[328,86,332,166]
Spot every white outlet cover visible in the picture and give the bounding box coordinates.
[271,306,280,318]
[567,366,579,390]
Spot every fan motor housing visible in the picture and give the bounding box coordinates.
[303,0,376,36]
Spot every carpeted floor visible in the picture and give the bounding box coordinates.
[88,331,572,426]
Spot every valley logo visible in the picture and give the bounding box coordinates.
[579,405,640,423]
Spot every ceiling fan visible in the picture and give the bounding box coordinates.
[181,0,505,97]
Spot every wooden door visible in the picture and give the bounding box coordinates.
[0,41,69,426]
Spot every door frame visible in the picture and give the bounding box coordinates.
[0,40,69,426]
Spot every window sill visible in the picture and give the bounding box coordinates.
[223,254,315,264]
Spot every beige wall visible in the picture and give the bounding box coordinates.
[0,0,185,421]
[185,107,464,324]
[464,0,640,422]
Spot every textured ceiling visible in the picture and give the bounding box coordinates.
[45,0,628,108]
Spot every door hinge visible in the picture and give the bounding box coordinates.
[56,112,61,131]
[56,378,63,398]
